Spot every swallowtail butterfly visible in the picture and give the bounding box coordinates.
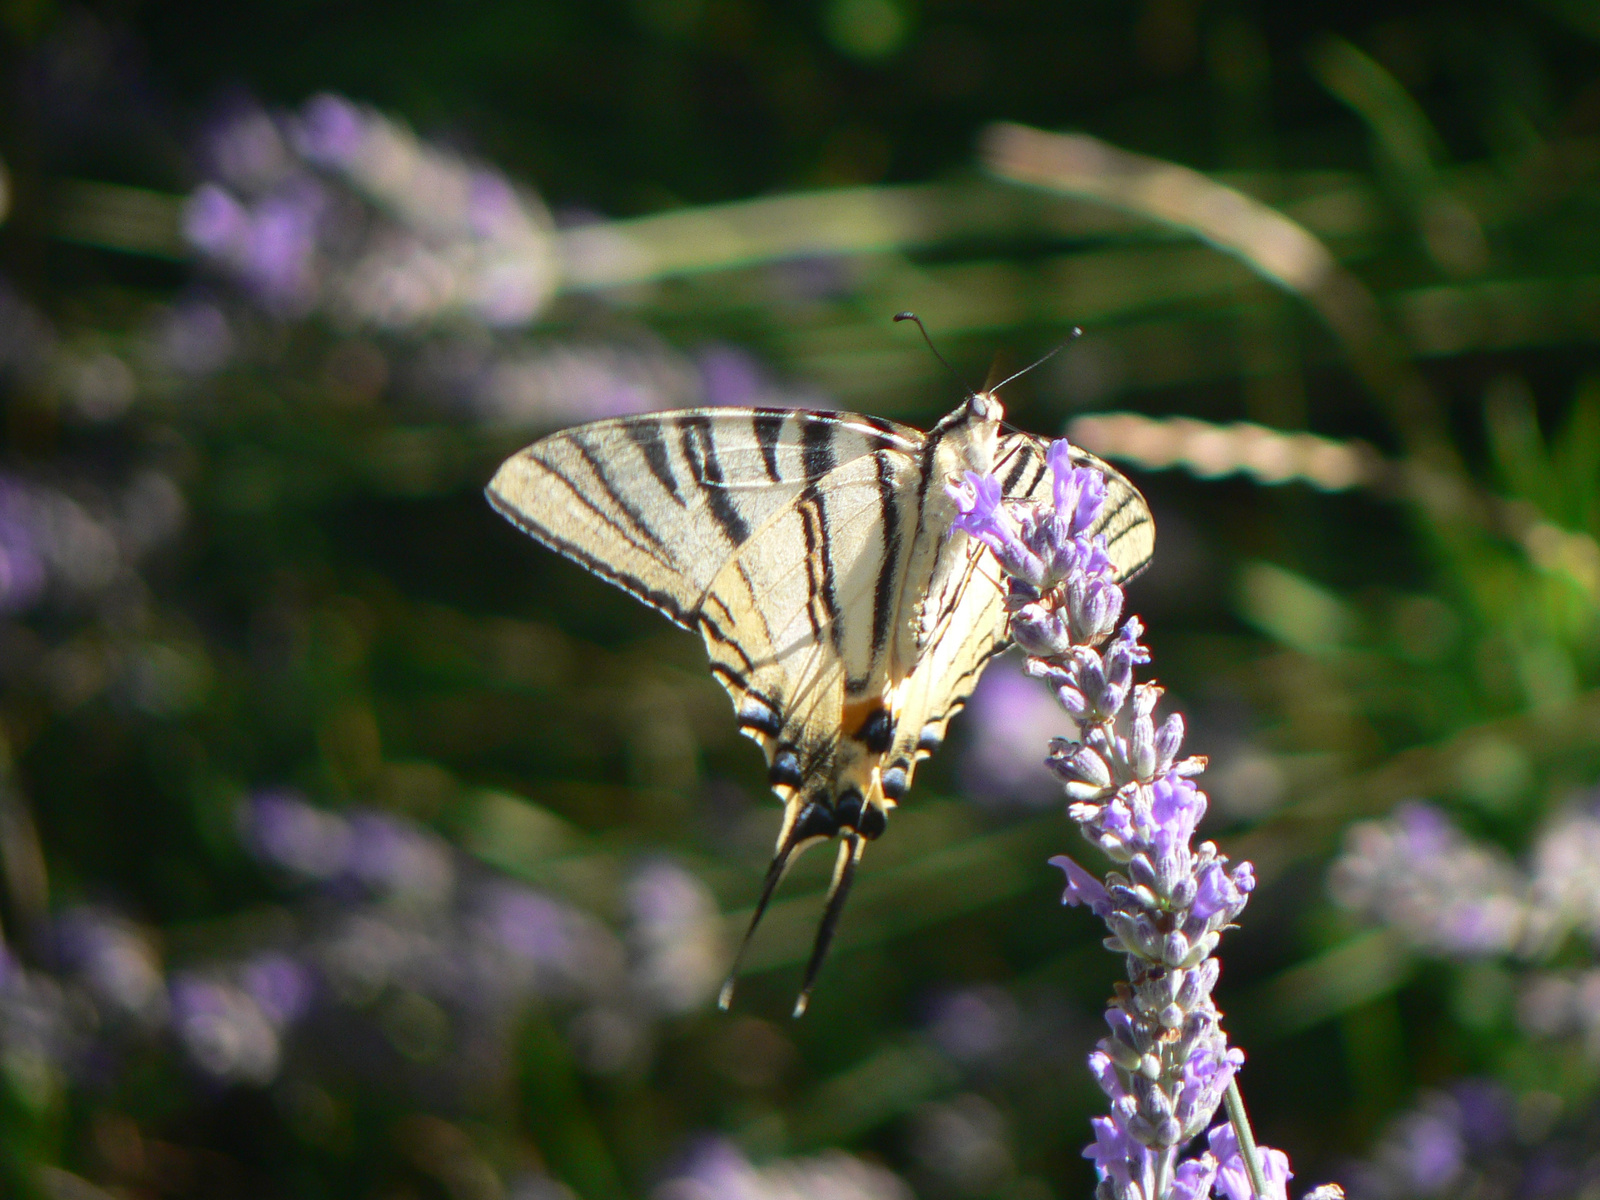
[487,380,1153,1014]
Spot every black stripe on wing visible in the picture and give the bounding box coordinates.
[869,450,903,659]
[679,415,752,545]
[487,492,693,629]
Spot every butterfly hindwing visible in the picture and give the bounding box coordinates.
[699,446,925,791]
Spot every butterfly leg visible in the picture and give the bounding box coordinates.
[792,833,865,1018]
[718,798,837,1011]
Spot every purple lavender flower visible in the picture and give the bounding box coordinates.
[698,344,765,408]
[963,656,1078,804]
[1330,802,1523,957]
[345,810,455,900]
[956,440,1331,1200]
[241,789,351,880]
[1211,1124,1293,1200]
[293,93,369,168]
[1049,853,1113,917]
[239,953,314,1027]
[0,479,46,611]
[187,93,557,330]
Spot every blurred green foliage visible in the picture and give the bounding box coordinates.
[5,1,1600,1198]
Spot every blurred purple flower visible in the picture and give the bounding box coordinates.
[55,907,166,1024]
[242,789,351,880]
[294,93,368,167]
[239,953,314,1027]
[1330,802,1524,958]
[200,102,293,193]
[961,655,1076,804]
[239,183,325,306]
[0,480,46,611]
[170,973,281,1084]
[923,985,1020,1066]
[183,179,325,310]
[182,184,249,256]
[1344,1088,1482,1200]
[698,345,765,407]
[625,859,723,1014]
[346,811,454,900]
[467,170,521,239]
[1210,1123,1292,1200]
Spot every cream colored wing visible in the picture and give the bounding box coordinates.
[485,408,921,630]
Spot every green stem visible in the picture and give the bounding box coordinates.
[1224,1077,1270,1199]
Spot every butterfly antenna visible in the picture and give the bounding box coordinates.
[792,835,865,1018]
[990,326,1083,394]
[718,814,820,1011]
[894,311,975,396]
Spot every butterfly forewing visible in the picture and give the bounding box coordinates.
[486,408,922,629]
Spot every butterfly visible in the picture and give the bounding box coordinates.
[486,385,1153,1015]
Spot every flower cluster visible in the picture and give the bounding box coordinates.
[1332,1078,1586,1200]
[0,789,727,1107]
[1332,797,1600,1059]
[184,94,558,327]
[948,443,1340,1200]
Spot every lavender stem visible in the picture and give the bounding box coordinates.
[1224,1078,1269,1200]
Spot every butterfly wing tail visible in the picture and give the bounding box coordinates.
[792,834,865,1018]
[718,799,837,1011]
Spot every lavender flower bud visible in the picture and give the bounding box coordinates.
[1181,933,1219,968]
[1056,683,1091,721]
[1155,713,1185,769]
[1179,959,1219,1010]
[1013,603,1073,657]
[1159,967,1186,1005]
[1128,854,1159,894]
[1161,930,1191,967]
[1133,685,1160,721]
[1108,912,1143,955]
[1127,1113,1158,1146]
[1072,649,1116,719]
[1049,741,1112,791]
[1075,579,1123,645]
[1110,882,1155,912]
[1131,711,1158,780]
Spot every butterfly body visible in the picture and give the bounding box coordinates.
[487,392,1152,1013]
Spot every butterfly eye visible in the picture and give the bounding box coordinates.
[968,392,1004,423]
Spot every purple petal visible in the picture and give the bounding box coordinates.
[1049,854,1112,917]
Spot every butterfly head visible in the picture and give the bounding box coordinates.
[963,390,1004,475]
[966,390,1003,424]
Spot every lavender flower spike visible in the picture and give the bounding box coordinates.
[958,440,1342,1200]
